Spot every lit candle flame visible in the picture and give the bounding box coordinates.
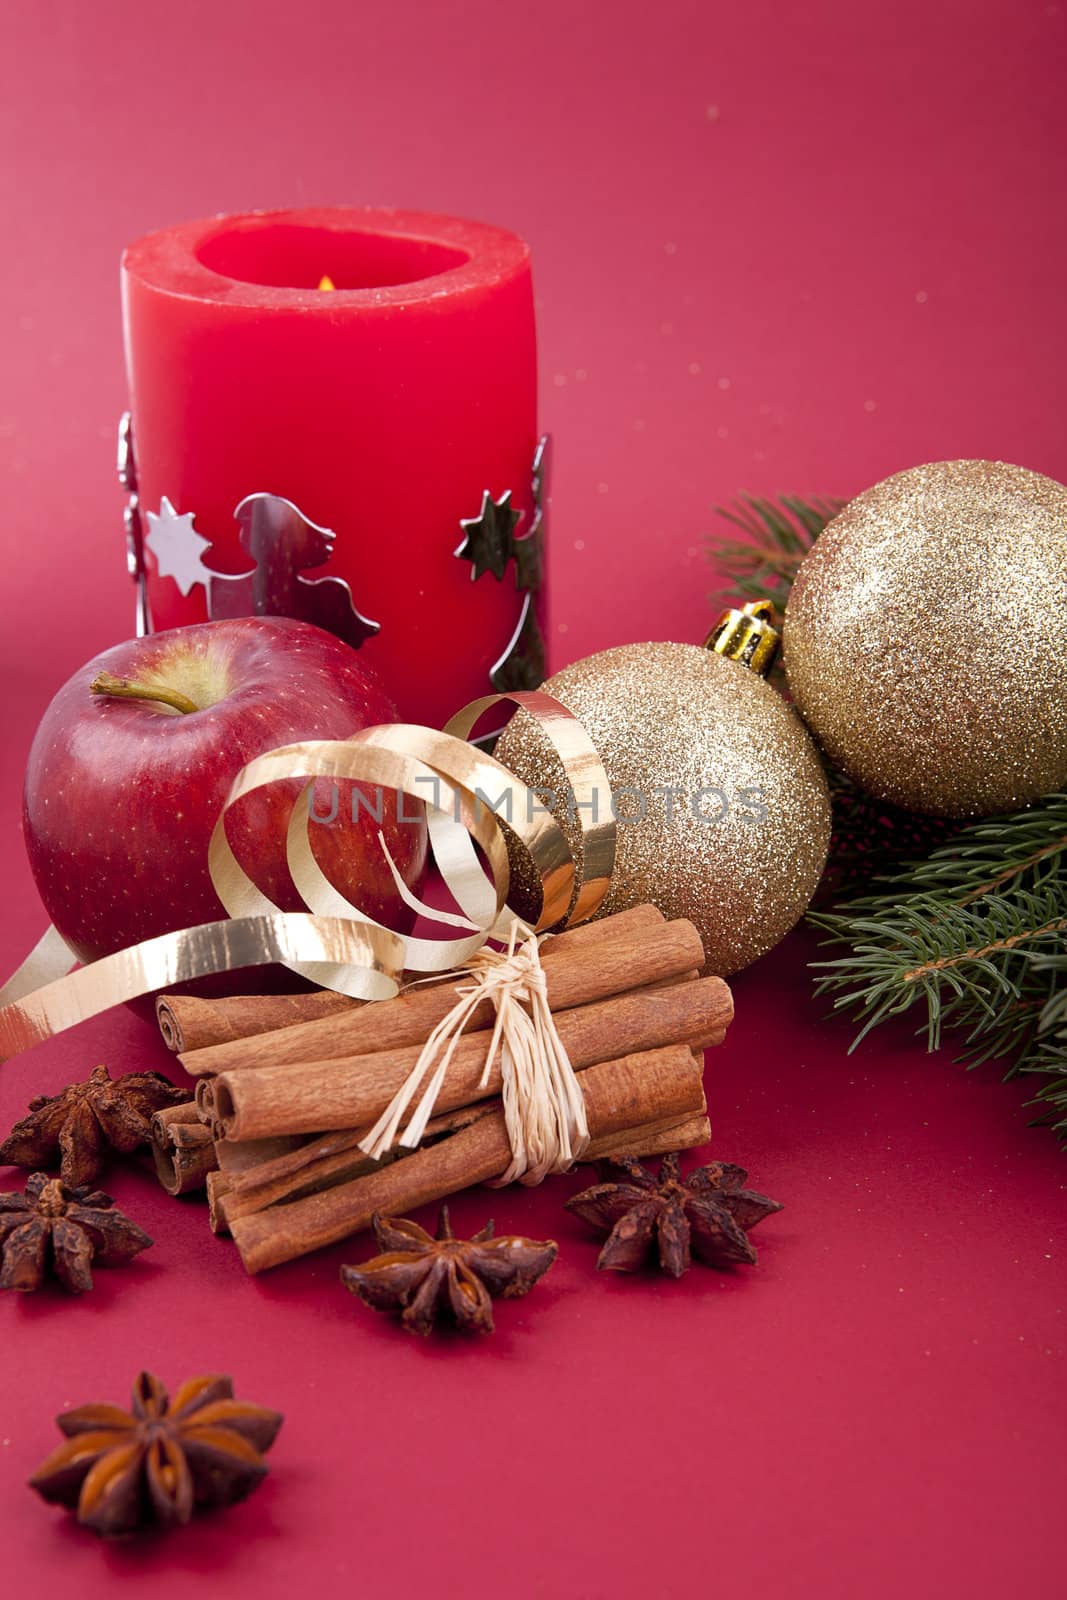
[318,275,336,292]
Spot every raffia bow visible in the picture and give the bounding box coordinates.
[358,923,590,1183]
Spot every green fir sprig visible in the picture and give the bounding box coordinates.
[709,494,844,614]
[708,496,1067,1141]
[810,794,1067,1130]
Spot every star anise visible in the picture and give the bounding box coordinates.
[0,1173,153,1293]
[565,1152,783,1278]
[29,1370,283,1538]
[0,1063,191,1189]
[340,1206,558,1336]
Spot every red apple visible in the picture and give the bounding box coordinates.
[23,617,427,964]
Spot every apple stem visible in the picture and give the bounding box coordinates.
[90,671,200,716]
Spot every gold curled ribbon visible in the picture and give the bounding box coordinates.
[0,926,77,1009]
[443,690,616,930]
[0,691,614,1062]
[0,915,406,1063]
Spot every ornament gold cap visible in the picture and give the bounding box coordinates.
[704,599,780,677]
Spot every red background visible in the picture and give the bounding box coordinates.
[1,2,1065,1594]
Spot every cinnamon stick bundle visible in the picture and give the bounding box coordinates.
[199,974,731,1143]
[177,905,690,1079]
[153,904,729,1270]
[229,1042,707,1273]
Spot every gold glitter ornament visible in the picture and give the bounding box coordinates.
[783,460,1067,817]
[494,620,832,976]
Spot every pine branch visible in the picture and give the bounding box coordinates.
[707,495,844,613]
[842,793,1067,907]
[811,793,1067,1133]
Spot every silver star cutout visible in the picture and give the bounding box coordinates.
[145,497,212,597]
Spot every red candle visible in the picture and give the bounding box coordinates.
[121,207,542,727]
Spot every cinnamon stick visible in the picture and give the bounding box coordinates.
[229,1042,706,1273]
[211,1113,714,1234]
[150,1119,219,1196]
[591,1111,710,1163]
[178,905,685,1079]
[201,974,731,1142]
[148,1102,217,1195]
[151,1101,202,1131]
[218,1103,497,1225]
[225,1040,711,1206]
[212,1134,305,1175]
[206,1139,302,1228]
[206,1171,234,1233]
[217,1079,714,1228]
[157,989,359,1053]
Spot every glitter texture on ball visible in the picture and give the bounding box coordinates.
[495,641,832,975]
[782,460,1067,817]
